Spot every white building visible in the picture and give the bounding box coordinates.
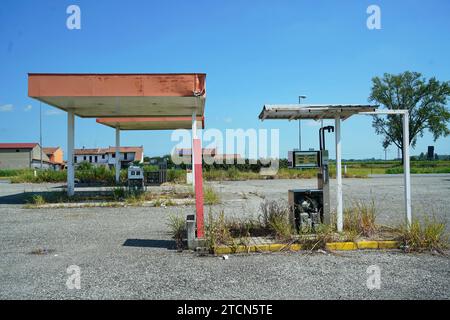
[74,146,144,168]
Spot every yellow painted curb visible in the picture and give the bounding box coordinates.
[377,241,400,249]
[214,246,232,255]
[326,242,358,251]
[290,244,302,251]
[356,241,379,249]
[254,244,271,252]
[213,240,400,254]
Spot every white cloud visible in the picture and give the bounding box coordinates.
[0,104,13,112]
[24,105,32,111]
[224,117,232,123]
[45,109,63,116]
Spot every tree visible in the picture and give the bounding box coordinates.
[369,71,450,164]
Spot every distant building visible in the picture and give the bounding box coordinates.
[43,147,64,168]
[427,146,435,160]
[174,148,242,163]
[73,146,144,168]
[0,143,56,169]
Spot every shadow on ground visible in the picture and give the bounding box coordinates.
[122,239,178,250]
[0,189,116,205]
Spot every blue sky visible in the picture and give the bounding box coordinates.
[1,0,449,160]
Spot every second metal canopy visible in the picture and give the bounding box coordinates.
[259,104,379,121]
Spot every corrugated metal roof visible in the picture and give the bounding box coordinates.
[259,104,379,121]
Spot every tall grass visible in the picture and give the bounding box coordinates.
[397,217,449,252]
[259,200,293,240]
[203,185,221,205]
[167,169,186,183]
[205,210,233,251]
[167,214,186,251]
[9,167,127,184]
[344,200,377,237]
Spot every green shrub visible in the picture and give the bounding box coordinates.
[167,169,186,183]
[0,169,29,177]
[11,170,66,183]
[112,187,126,201]
[77,162,94,171]
[29,194,46,205]
[143,165,159,172]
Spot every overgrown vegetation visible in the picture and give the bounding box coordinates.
[24,187,194,208]
[203,185,221,205]
[205,210,233,251]
[167,214,186,251]
[8,167,127,184]
[397,217,449,253]
[259,200,293,240]
[29,194,46,206]
[344,200,378,237]
[3,159,450,184]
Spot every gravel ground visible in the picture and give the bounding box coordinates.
[0,175,449,299]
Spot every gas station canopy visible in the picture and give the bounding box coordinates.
[96,116,205,130]
[259,104,379,121]
[28,73,206,118]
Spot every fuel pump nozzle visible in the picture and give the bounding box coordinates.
[319,126,335,151]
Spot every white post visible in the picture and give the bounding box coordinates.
[192,111,197,187]
[115,127,120,184]
[335,115,343,232]
[403,112,412,228]
[67,111,75,197]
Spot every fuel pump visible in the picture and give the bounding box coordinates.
[288,125,334,232]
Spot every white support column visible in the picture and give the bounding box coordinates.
[115,127,120,184]
[67,111,75,197]
[192,111,197,187]
[403,112,412,228]
[335,115,343,232]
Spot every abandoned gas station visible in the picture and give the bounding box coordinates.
[28,73,207,238]
[28,73,413,245]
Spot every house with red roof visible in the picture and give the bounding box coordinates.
[0,143,56,169]
[73,146,144,169]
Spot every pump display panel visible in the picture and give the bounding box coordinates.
[292,151,320,168]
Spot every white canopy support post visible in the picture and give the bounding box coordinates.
[403,111,412,228]
[360,109,412,229]
[67,111,75,197]
[115,127,120,184]
[335,115,343,232]
[192,111,197,188]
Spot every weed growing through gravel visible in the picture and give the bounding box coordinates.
[203,185,221,205]
[397,217,449,253]
[167,214,186,251]
[259,200,293,240]
[344,199,377,237]
[29,194,46,205]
